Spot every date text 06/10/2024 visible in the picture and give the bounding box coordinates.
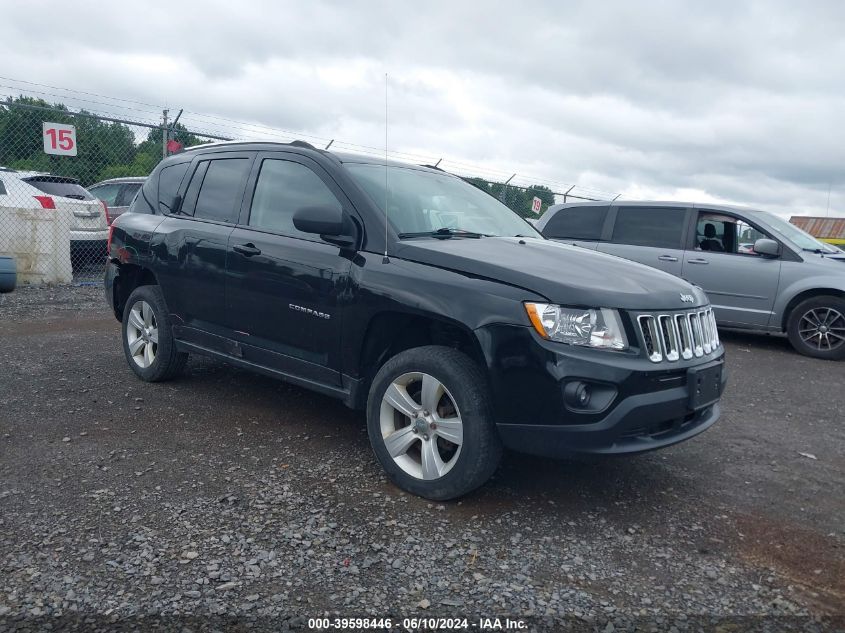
[307,617,528,630]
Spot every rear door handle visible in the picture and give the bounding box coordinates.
[658,255,678,262]
[233,243,261,257]
[688,258,708,265]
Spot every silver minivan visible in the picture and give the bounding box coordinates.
[537,201,845,359]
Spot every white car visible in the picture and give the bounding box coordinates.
[0,168,108,264]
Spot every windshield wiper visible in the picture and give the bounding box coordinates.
[398,228,486,239]
[802,247,834,254]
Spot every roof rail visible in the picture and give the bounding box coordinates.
[184,139,321,153]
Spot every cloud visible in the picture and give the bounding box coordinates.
[1,0,843,215]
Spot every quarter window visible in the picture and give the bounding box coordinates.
[248,159,342,239]
[612,207,686,248]
[158,162,190,214]
[543,205,608,240]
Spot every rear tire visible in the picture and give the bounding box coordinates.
[366,346,502,500]
[122,285,188,381]
[786,295,845,360]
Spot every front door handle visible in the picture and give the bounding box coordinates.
[233,243,261,257]
[658,255,678,262]
[688,258,709,265]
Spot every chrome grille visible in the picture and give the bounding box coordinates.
[637,315,662,362]
[637,308,719,363]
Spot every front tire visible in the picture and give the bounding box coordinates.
[786,295,845,360]
[366,346,502,500]
[122,285,188,381]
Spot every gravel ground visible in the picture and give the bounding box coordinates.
[0,285,843,632]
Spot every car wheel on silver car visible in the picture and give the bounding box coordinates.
[122,285,189,381]
[367,346,502,500]
[787,295,845,360]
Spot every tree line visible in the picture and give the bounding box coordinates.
[0,96,209,186]
[0,96,557,216]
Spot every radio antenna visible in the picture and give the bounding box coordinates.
[383,73,390,264]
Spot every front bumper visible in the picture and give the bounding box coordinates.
[477,323,727,458]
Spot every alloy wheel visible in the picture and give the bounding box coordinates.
[798,307,845,352]
[126,300,158,368]
[379,372,464,480]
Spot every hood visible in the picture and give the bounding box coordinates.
[394,237,708,311]
[798,250,845,271]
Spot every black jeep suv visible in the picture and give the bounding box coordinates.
[105,141,726,500]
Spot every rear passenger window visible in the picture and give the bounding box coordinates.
[118,183,142,207]
[158,162,190,214]
[247,159,342,239]
[612,207,686,248]
[184,158,251,223]
[89,183,121,206]
[544,205,608,240]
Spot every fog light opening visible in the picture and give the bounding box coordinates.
[564,381,592,409]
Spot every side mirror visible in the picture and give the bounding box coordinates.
[753,238,780,258]
[171,194,183,214]
[293,205,356,248]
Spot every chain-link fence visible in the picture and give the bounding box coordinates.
[0,99,226,284]
[0,95,614,286]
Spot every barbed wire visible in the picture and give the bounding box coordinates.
[0,76,619,199]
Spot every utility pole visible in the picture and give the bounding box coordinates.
[826,183,832,217]
[499,174,516,203]
[162,109,169,159]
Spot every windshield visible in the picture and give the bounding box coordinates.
[345,163,542,239]
[755,210,839,253]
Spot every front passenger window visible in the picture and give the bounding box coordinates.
[695,213,770,256]
[248,159,342,239]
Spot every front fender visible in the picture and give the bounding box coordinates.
[341,252,546,377]
[772,275,845,329]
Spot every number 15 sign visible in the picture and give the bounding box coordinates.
[43,122,77,156]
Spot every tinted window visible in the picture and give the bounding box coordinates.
[544,205,608,240]
[24,178,93,200]
[193,159,251,223]
[158,162,190,213]
[180,162,209,217]
[248,160,342,238]
[89,183,121,205]
[118,183,142,206]
[612,207,686,248]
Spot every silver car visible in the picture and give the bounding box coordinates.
[87,177,145,225]
[537,201,845,359]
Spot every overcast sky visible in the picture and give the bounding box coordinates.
[2,0,844,215]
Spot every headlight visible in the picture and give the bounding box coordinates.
[525,303,628,350]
